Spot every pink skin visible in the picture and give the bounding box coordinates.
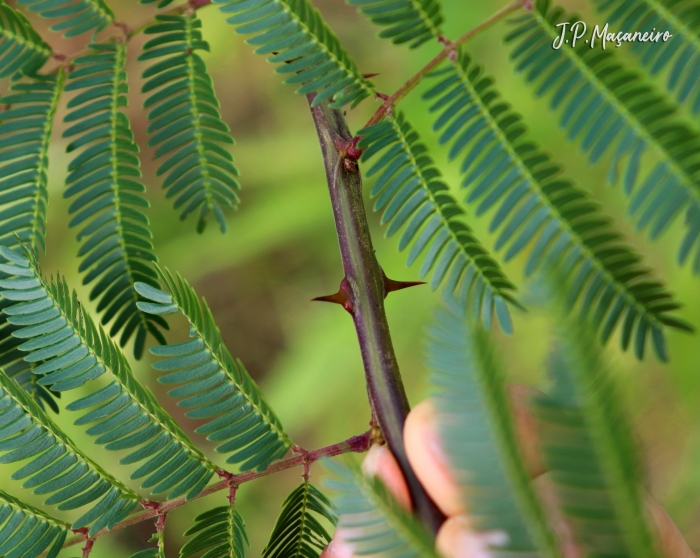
[322,387,697,558]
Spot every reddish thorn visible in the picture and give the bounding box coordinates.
[72,527,89,537]
[346,136,364,160]
[363,72,380,79]
[437,35,452,46]
[375,92,390,101]
[312,278,354,314]
[140,500,160,511]
[189,0,212,8]
[522,0,533,9]
[382,269,424,298]
[51,52,68,61]
[216,469,234,481]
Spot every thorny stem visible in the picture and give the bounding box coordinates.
[52,432,371,552]
[363,0,527,129]
[306,94,444,535]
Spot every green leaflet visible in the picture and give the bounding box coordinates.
[324,460,442,558]
[139,14,241,234]
[0,488,69,558]
[212,0,374,108]
[534,316,661,557]
[0,1,51,78]
[347,0,443,48]
[0,368,140,537]
[263,481,336,558]
[140,0,173,6]
[427,305,560,557]
[358,112,519,334]
[505,0,700,274]
[591,0,700,117]
[17,0,113,38]
[62,42,167,359]
[0,72,64,408]
[180,504,249,558]
[422,54,692,361]
[135,269,293,472]
[0,246,217,502]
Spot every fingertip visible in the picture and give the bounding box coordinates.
[404,400,466,517]
[362,444,412,510]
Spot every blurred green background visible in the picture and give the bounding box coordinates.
[2,0,700,555]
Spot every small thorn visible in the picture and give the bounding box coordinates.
[140,500,160,511]
[312,278,354,313]
[437,35,452,47]
[363,72,380,79]
[375,91,390,101]
[382,269,424,298]
[522,0,533,9]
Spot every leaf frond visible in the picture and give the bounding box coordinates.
[0,488,69,558]
[0,1,51,78]
[16,0,114,38]
[506,0,700,274]
[427,304,559,556]
[212,0,375,108]
[263,481,336,558]
[534,309,661,557]
[0,366,140,535]
[422,54,692,361]
[180,504,249,558]
[325,459,441,558]
[135,271,293,472]
[62,42,167,359]
[139,14,241,234]
[358,112,519,334]
[0,246,217,502]
[347,0,444,48]
[592,0,700,116]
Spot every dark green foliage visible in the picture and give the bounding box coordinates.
[533,318,660,556]
[263,481,336,558]
[17,0,113,38]
[136,270,293,472]
[423,54,692,361]
[427,304,560,556]
[0,1,51,79]
[592,0,700,116]
[0,488,69,558]
[325,460,441,558]
[347,0,443,48]
[0,73,63,254]
[358,112,518,334]
[0,73,64,408]
[506,0,700,274]
[0,246,216,501]
[180,505,249,558]
[62,42,167,359]
[140,0,174,6]
[212,0,375,108]
[139,14,240,234]
[0,367,139,536]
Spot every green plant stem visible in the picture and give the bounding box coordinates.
[363,0,526,129]
[306,94,445,535]
[50,431,371,553]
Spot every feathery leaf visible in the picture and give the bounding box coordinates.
[0,367,140,536]
[17,0,114,38]
[263,481,336,558]
[212,0,375,108]
[325,459,442,558]
[592,0,700,117]
[533,312,661,557]
[422,54,692,361]
[139,14,240,234]
[0,1,51,78]
[62,42,167,359]
[427,304,560,556]
[358,112,519,334]
[0,246,217,502]
[347,0,444,48]
[0,488,69,558]
[506,0,700,274]
[136,270,293,472]
[180,504,249,558]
